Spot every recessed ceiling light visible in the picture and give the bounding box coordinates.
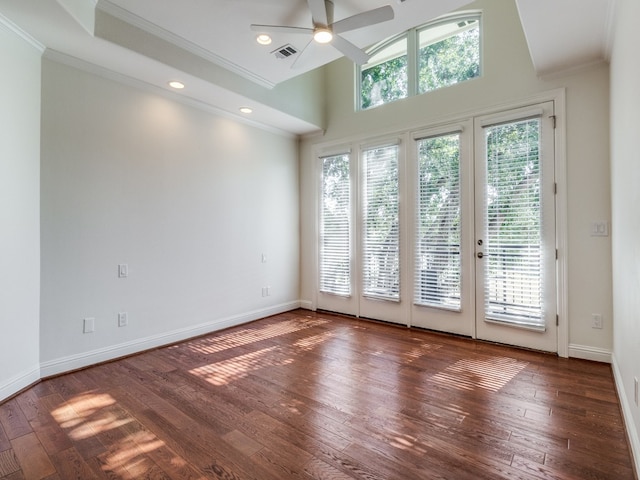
[256,34,272,45]
[168,80,185,89]
[239,107,253,114]
[313,28,333,44]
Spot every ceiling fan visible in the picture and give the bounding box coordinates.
[251,0,394,66]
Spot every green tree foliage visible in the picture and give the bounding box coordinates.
[360,55,408,110]
[360,20,480,110]
[419,26,480,93]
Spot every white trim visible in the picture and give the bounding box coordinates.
[359,136,402,151]
[96,0,276,90]
[40,301,300,378]
[568,344,612,363]
[42,49,296,140]
[478,107,544,128]
[612,354,640,476]
[412,124,465,140]
[537,59,609,81]
[0,366,41,403]
[318,144,352,158]
[299,300,315,311]
[0,12,45,52]
[553,89,569,358]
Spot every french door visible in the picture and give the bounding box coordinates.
[474,104,557,351]
[317,102,557,352]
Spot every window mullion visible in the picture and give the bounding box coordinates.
[407,28,418,98]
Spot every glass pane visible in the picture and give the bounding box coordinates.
[362,145,400,300]
[415,134,461,310]
[361,37,408,110]
[418,19,480,94]
[484,119,543,328]
[320,154,351,296]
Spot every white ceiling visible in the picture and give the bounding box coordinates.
[0,0,614,135]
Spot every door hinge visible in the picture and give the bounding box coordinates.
[556,314,559,326]
[554,182,557,194]
[550,115,557,129]
[555,249,558,260]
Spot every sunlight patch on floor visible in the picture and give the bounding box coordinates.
[403,343,442,361]
[189,346,293,385]
[52,392,172,479]
[179,318,328,355]
[101,429,165,478]
[293,331,334,351]
[431,356,529,392]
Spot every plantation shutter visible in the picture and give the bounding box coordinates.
[362,143,400,301]
[414,132,462,310]
[483,117,545,329]
[319,153,351,296]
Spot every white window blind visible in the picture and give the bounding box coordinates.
[483,118,544,329]
[362,144,400,300]
[414,133,461,310]
[320,154,351,296]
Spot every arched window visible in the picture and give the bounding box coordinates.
[359,13,481,110]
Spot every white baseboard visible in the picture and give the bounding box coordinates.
[568,343,612,363]
[299,300,315,311]
[0,366,41,402]
[40,301,301,378]
[612,355,640,478]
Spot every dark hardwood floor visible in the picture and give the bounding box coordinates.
[0,309,635,479]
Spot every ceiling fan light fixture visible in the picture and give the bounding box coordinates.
[313,28,333,44]
[256,33,272,45]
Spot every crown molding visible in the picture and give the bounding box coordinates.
[0,12,45,52]
[95,0,276,90]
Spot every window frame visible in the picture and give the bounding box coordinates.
[357,11,482,111]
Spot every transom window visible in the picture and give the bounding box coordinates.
[359,13,481,110]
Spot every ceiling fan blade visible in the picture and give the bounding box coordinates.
[307,0,328,26]
[332,34,370,65]
[332,5,394,34]
[291,39,315,69]
[250,24,313,35]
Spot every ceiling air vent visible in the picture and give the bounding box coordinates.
[272,44,298,59]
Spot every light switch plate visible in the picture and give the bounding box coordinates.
[590,222,609,237]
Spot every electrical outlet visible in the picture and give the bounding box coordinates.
[591,314,603,329]
[118,312,128,327]
[634,377,638,406]
[83,317,95,333]
[262,287,267,297]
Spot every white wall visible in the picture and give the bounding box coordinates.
[300,0,612,360]
[610,0,640,470]
[0,22,42,398]
[39,59,300,375]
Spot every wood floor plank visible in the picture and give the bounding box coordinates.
[0,310,635,480]
[0,401,31,440]
[49,447,99,480]
[0,449,20,477]
[10,433,56,480]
